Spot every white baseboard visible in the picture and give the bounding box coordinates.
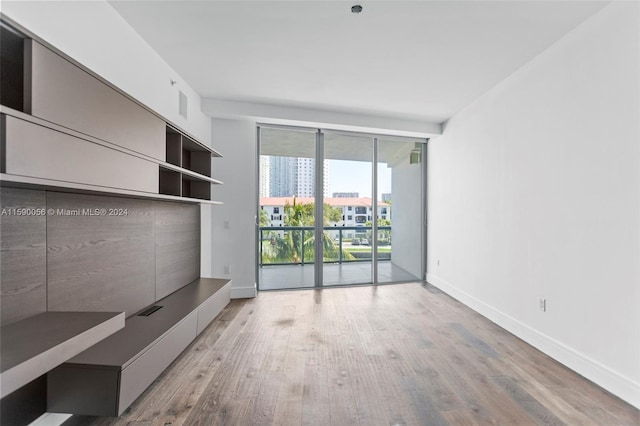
[29,413,72,426]
[426,273,640,409]
[231,284,256,299]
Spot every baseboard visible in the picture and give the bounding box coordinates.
[231,284,256,299]
[29,413,72,426]
[426,273,640,409]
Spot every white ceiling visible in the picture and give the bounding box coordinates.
[109,1,606,124]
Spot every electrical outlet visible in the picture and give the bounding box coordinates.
[224,265,230,275]
[224,220,230,230]
[539,298,546,312]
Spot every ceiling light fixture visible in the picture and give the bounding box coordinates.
[351,5,363,14]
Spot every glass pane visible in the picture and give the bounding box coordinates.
[376,138,424,283]
[323,132,373,286]
[258,127,316,290]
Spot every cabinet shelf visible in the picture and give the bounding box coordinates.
[0,19,224,206]
[0,174,223,205]
[165,125,221,178]
[0,22,26,113]
[165,128,182,167]
[158,164,220,201]
[182,174,211,201]
[158,167,181,197]
[161,125,223,201]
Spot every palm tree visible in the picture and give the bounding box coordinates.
[262,197,353,264]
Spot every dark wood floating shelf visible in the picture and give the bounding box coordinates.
[47,278,232,417]
[0,311,125,398]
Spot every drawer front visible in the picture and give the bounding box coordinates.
[4,115,158,193]
[118,312,197,414]
[48,365,120,417]
[196,280,231,335]
[27,40,165,161]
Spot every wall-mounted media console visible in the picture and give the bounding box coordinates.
[0,21,223,204]
[48,278,231,417]
[0,18,230,424]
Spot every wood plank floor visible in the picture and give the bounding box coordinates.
[64,283,639,426]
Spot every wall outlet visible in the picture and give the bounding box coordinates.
[224,265,230,275]
[224,220,230,230]
[539,298,546,312]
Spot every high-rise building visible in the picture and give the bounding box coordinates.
[259,156,271,198]
[269,156,296,197]
[268,156,329,197]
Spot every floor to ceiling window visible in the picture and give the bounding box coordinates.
[257,125,425,291]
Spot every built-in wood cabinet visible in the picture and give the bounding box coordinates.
[0,22,222,204]
[47,278,231,417]
[3,114,158,193]
[25,40,166,161]
[0,19,229,422]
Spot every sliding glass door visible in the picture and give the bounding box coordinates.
[376,138,424,283]
[322,132,373,286]
[258,127,317,290]
[257,125,425,291]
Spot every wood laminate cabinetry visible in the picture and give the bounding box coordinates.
[1,312,125,398]
[25,40,166,161]
[0,23,222,204]
[159,126,222,201]
[3,115,158,193]
[48,278,232,417]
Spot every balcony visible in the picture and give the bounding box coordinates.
[259,225,390,266]
[258,226,419,289]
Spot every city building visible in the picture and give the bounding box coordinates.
[268,157,329,197]
[261,196,390,238]
[332,192,359,198]
[258,156,270,197]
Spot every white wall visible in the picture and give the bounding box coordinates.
[427,2,639,408]
[204,118,258,298]
[391,157,422,279]
[2,0,211,144]
[202,98,441,139]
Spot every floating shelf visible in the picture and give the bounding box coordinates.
[1,311,125,398]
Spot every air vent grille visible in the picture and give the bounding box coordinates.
[179,90,188,118]
[138,305,163,317]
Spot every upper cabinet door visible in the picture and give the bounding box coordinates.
[25,40,166,161]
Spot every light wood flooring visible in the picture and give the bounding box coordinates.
[64,283,639,426]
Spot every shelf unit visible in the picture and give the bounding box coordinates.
[0,21,223,205]
[158,125,222,201]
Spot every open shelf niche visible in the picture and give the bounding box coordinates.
[158,125,222,201]
[0,23,26,113]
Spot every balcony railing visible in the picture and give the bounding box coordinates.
[259,226,392,266]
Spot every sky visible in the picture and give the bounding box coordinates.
[327,159,391,199]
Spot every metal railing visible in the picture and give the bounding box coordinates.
[259,226,392,266]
